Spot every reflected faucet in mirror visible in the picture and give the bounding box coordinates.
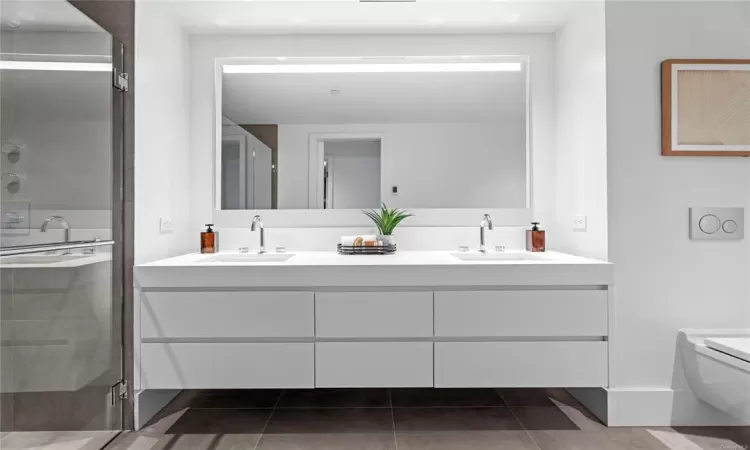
[40,215,71,243]
[480,214,494,253]
[251,214,266,254]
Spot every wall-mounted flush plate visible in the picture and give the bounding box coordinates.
[689,207,744,241]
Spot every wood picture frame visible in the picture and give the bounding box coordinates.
[661,59,750,156]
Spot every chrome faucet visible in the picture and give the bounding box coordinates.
[479,214,494,253]
[41,215,71,242]
[251,215,266,254]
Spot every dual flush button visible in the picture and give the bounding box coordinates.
[690,207,744,241]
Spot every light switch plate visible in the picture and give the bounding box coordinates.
[159,217,174,234]
[689,207,744,241]
[573,215,587,232]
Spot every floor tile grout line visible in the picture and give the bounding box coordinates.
[496,389,542,450]
[389,389,399,450]
[252,389,284,450]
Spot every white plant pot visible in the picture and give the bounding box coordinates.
[379,235,396,246]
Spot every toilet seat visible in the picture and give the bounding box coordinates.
[706,337,750,364]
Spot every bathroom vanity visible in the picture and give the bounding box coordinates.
[134,251,613,391]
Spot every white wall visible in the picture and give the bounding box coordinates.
[278,122,526,210]
[605,1,750,425]
[134,3,192,264]
[553,3,607,261]
[324,140,381,210]
[190,34,555,232]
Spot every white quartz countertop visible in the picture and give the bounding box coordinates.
[139,250,607,267]
[135,251,613,289]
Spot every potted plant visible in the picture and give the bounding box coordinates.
[362,203,414,247]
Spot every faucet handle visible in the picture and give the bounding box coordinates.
[275,247,286,254]
[457,246,470,252]
[495,245,506,252]
[239,247,249,254]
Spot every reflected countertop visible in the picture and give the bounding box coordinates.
[0,252,111,269]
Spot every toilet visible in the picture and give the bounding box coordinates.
[679,330,750,423]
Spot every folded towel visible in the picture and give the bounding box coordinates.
[341,235,377,246]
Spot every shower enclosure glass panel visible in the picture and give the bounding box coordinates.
[0,1,124,447]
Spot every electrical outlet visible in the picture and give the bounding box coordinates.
[573,215,587,232]
[159,217,174,234]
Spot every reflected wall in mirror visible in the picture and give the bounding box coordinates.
[218,56,529,211]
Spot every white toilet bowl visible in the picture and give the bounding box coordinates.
[679,329,750,424]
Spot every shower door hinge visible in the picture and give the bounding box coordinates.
[113,70,129,92]
[110,380,128,406]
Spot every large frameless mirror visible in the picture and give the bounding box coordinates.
[217,56,530,212]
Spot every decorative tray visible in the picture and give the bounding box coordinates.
[337,244,397,255]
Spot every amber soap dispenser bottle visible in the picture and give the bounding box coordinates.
[526,222,546,252]
[201,224,218,254]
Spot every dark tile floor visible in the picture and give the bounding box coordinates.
[107,388,750,450]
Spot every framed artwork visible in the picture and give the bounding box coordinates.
[661,59,750,156]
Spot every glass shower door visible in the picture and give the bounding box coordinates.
[0,1,125,447]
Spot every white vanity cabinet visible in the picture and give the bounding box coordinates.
[136,285,610,390]
[432,290,608,387]
[314,291,434,387]
[139,291,315,389]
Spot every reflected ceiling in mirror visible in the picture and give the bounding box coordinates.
[217,56,529,211]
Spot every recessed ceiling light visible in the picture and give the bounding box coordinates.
[223,62,522,74]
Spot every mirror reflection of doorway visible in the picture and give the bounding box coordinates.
[321,139,381,210]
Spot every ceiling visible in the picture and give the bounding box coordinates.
[223,70,527,124]
[1,0,103,32]
[157,1,580,34]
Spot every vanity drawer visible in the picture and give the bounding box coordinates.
[434,290,607,337]
[140,343,314,389]
[315,291,432,338]
[141,291,314,339]
[315,342,433,388]
[434,341,607,388]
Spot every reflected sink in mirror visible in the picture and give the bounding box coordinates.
[200,253,296,263]
[1,254,92,265]
[451,252,544,262]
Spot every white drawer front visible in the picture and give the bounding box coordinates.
[141,291,314,339]
[434,290,607,337]
[434,342,607,388]
[315,342,433,388]
[315,292,433,338]
[140,343,314,389]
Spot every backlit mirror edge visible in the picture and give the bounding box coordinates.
[212,57,533,228]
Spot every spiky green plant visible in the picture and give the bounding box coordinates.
[362,203,414,236]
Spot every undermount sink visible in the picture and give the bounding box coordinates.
[1,254,91,265]
[451,252,543,262]
[200,253,295,263]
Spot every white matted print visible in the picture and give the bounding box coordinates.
[661,59,750,156]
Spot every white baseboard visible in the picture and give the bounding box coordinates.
[134,389,181,430]
[569,387,748,427]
